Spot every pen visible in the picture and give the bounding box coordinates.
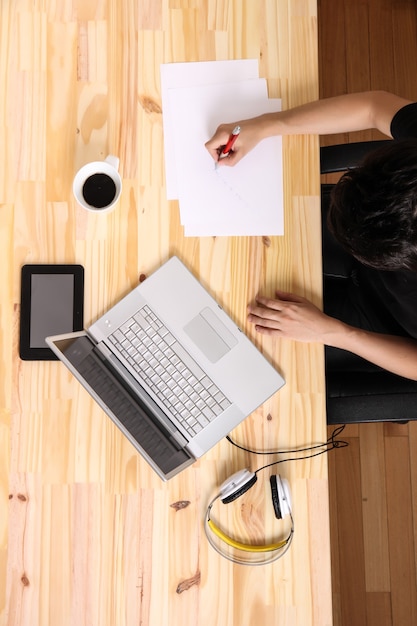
[218,125,241,160]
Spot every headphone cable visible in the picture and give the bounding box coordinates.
[226,424,348,455]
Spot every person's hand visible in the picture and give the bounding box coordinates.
[247,290,336,343]
[204,117,267,167]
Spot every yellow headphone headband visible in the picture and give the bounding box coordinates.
[206,518,291,553]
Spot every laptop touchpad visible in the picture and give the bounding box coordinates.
[184,307,238,363]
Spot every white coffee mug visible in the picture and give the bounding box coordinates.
[73,155,122,213]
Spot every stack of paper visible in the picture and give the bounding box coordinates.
[160,60,283,237]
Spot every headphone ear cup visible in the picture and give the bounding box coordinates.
[270,475,283,519]
[219,469,258,504]
[279,477,292,517]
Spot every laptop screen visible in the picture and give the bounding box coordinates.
[50,334,193,476]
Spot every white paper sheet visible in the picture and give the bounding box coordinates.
[167,80,283,236]
[160,60,260,198]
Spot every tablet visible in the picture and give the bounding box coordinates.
[19,264,84,360]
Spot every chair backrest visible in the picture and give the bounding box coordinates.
[320,139,393,174]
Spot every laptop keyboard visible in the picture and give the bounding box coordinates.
[107,305,231,436]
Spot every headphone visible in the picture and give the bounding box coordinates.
[205,468,294,566]
[204,426,348,566]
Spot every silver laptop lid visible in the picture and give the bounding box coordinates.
[46,330,195,481]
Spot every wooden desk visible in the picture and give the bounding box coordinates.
[1,1,331,625]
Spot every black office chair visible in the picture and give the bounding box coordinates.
[320,140,417,424]
[320,139,392,174]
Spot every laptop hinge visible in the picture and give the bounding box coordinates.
[94,341,188,449]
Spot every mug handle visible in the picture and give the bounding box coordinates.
[105,155,120,170]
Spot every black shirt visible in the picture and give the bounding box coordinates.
[390,102,417,139]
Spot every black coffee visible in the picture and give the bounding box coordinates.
[82,173,117,208]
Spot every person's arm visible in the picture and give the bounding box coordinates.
[205,90,413,166]
[247,291,417,381]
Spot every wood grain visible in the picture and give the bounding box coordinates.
[0,2,326,625]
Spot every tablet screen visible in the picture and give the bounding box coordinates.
[20,265,84,360]
[30,274,75,348]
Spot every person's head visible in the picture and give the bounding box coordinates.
[327,139,417,271]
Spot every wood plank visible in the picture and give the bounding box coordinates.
[360,423,390,592]
[333,437,368,625]
[337,424,359,439]
[368,0,395,92]
[344,0,374,145]
[383,422,410,438]
[385,436,417,626]
[391,1,417,99]
[318,0,347,99]
[410,422,417,585]
[368,0,396,141]
[327,442,342,625]
[366,592,392,626]
[317,0,348,148]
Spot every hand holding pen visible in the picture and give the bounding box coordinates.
[205,116,266,166]
[205,124,241,166]
[217,125,240,160]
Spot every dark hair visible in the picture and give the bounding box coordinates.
[327,139,417,271]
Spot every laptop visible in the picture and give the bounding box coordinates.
[46,256,285,480]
